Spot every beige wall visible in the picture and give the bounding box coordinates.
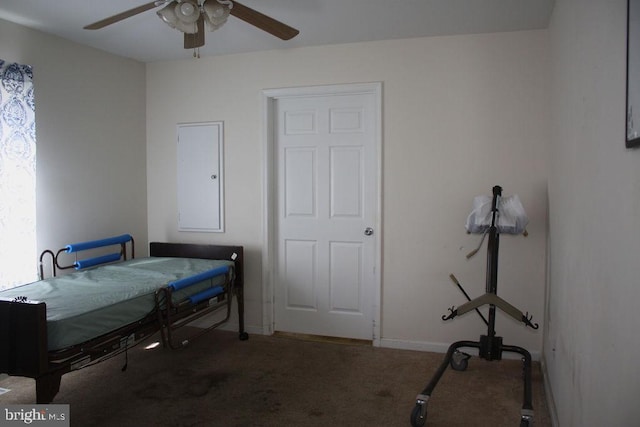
[147,30,550,355]
[6,5,640,421]
[0,18,148,256]
[546,0,640,425]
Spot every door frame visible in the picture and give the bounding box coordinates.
[261,82,383,345]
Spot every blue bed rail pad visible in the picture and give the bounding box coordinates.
[188,285,225,304]
[65,234,133,253]
[167,265,230,292]
[74,252,122,270]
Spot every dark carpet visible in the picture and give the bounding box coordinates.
[0,328,551,426]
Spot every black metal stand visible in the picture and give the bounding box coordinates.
[410,186,538,427]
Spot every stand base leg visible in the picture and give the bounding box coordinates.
[411,341,478,427]
[502,344,534,425]
[411,339,535,426]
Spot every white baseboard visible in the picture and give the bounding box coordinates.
[204,322,543,362]
[379,338,541,361]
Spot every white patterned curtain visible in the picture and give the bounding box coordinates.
[0,60,37,290]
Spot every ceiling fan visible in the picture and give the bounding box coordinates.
[84,0,299,54]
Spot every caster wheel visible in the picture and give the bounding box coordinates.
[239,332,249,341]
[520,418,531,427]
[450,350,470,371]
[410,403,426,427]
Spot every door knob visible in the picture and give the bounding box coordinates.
[364,227,374,236]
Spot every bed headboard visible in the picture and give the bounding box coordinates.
[149,242,244,290]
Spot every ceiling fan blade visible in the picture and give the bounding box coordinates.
[230,1,299,40]
[184,16,205,49]
[84,1,160,30]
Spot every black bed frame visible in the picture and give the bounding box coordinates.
[410,186,539,427]
[0,241,246,404]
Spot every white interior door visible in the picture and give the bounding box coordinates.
[274,90,379,340]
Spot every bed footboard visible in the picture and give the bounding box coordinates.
[149,242,247,341]
[0,297,48,377]
[0,297,64,403]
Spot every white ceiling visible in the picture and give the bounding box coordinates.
[0,0,555,63]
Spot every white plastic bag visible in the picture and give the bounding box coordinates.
[465,194,528,235]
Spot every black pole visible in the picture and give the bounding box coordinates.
[483,186,502,359]
[486,185,501,294]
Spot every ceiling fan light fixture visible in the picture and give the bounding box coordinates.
[204,19,223,32]
[156,2,179,28]
[203,1,228,19]
[206,15,228,27]
[203,0,231,31]
[174,0,199,24]
[174,19,198,34]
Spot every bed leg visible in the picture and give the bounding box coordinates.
[36,371,62,404]
[236,287,248,341]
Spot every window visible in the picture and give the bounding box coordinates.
[0,60,37,290]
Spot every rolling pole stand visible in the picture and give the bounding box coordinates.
[410,186,537,427]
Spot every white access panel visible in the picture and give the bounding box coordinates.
[177,122,224,232]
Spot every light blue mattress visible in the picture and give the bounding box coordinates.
[0,257,234,350]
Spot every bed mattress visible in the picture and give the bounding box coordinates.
[0,257,234,350]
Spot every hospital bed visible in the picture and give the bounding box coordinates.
[0,235,246,403]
